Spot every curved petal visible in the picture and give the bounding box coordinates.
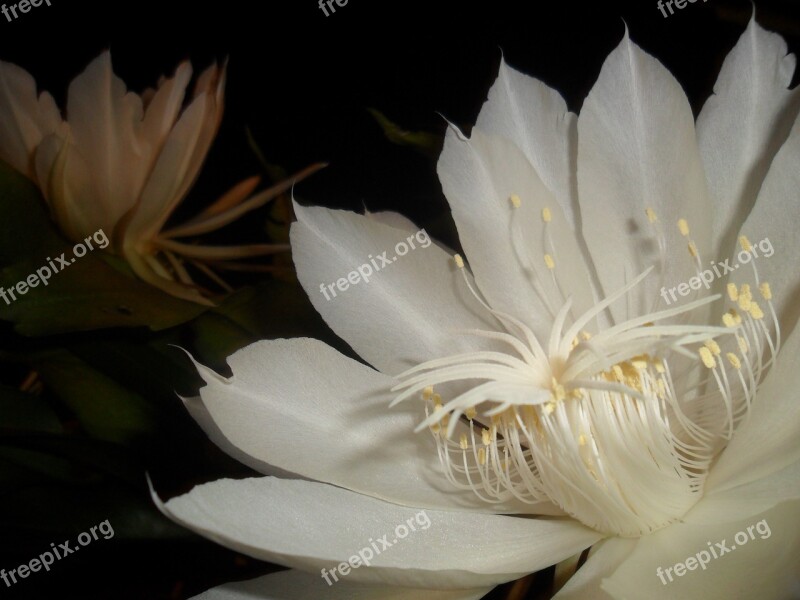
[696,16,800,260]
[153,476,604,590]
[122,88,219,250]
[181,395,302,480]
[0,59,61,178]
[577,30,712,324]
[728,113,800,338]
[684,459,800,525]
[438,126,597,339]
[552,538,636,600]
[191,568,492,600]
[474,58,578,226]
[364,210,420,232]
[602,500,800,600]
[140,61,193,152]
[703,321,800,492]
[63,51,150,237]
[188,337,555,515]
[290,203,498,375]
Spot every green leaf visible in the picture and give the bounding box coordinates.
[32,351,157,445]
[0,385,62,433]
[367,108,443,159]
[0,161,207,335]
[0,433,145,487]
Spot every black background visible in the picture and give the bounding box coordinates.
[0,0,798,598]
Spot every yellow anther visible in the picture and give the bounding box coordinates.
[542,207,552,222]
[646,207,657,223]
[509,194,522,208]
[722,313,737,328]
[727,283,738,302]
[578,434,587,447]
[544,254,555,269]
[678,219,690,236]
[422,386,433,401]
[739,235,752,252]
[465,406,477,420]
[654,359,665,374]
[729,308,742,325]
[580,330,592,341]
[459,433,469,450]
[726,353,741,370]
[482,428,491,446]
[688,241,698,258]
[430,422,441,434]
[740,284,751,298]
[612,365,624,381]
[551,377,566,402]
[738,293,751,312]
[699,346,717,369]
[749,302,764,320]
[544,402,556,415]
[704,339,721,356]
[759,282,772,300]
[454,254,465,269]
[737,335,749,354]
[478,447,486,465]
[631,357,648,370]
[432,392,442,405]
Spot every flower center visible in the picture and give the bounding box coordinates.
[392,202,779,537]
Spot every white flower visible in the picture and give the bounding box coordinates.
[0,51,320,304]
[153,17,800,599]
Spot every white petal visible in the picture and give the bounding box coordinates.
[696,16,800,259]
[0,59,61,178]
[181,395,301,480]
[552,538,636,600]
[602,500,800,600]
[703,322,800,491]
[438,126,597,338]
[64,51,149,235]
[140,61,193,152]
[154,476,603,589]
[728,113,800,337]
[684,459,800,525]
[475,59,578,226]
[577,31,711,324]
[290,204,497,375]
[123,92,219,249]
[364,210,423,233]
[34,131,110,243]
[190,337,552,514]
[191,569,492,600]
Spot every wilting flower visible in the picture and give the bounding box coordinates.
[0,52,320,304]
[154,17,800,599]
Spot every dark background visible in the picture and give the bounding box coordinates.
[0,0,798,598]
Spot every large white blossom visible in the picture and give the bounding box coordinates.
[154,17,800,599]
